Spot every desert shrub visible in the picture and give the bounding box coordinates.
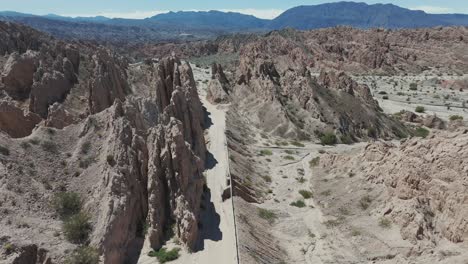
[378,217,392,229]
[275,141,289,146]
[259,150,272,156]
[377,91,387,95]
[80,142,91,155]
[106,155,116,166]
[296,177,306,183]
[320,133,337,145]
[382,95,389,100]
[321,190,332,196]
[415,106,425,113]
[63,213,92,244]
[29,138,40,145]
[79,157,94,169]
[299,190,313,199]
[290,200,306,208]
[350,229,362,236]
[0,146,10,156]
[148,247,181,263]
[3,243,14,255]
[409,83,418,90]
[262,175,272,183]
[284,150,294,154]
[65,246,99,264]
[309,157,320,167]
[359,195,372,210]
[20,142,31,149]
[367,127,377,138]
[323,219,341,228]
[340,135,353,144]
[258,208,277,223]
[46,128,56,135]
[396,92,405,96]
[52,192,82,219]
[291,141,305,147]
[41,141,58,153]
[283,155,295,160]
[449,115,463,121]
[413,127,429,138]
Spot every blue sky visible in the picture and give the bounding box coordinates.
[1,0,467,19]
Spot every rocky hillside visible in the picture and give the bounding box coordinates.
[314,128,468,262]
[0,21,208,263]
[205,32,408,142]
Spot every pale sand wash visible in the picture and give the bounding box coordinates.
[138,64,237,264]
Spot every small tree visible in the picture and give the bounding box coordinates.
[415,106,425,113]
[52,192,82,219]
[65,246,99,264]
[320,133,337,145]
[63,213,92,244]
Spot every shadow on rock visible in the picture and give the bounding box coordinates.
[205,151,218,170]
[203,106,213,130]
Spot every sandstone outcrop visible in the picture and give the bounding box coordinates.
[206,63,230,104]
[146,56,206,251]
[88,50,129,114]
[1,51,38,99]
[0,99,41,137]
[320,129,468,245]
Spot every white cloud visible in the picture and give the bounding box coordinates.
[410,6,455,14]
[61,8,284,20]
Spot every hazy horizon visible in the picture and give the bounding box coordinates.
[0,0,467,20]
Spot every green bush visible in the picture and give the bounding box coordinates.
[0,146,10,156]
[290,200,306,208]
[415,106,425,113]
[413,127,429,138]
[106,155,116,166]
[378,217,392,229]
[41,141,58,153]
[320,133,337,145]
[367,127,377,138]
[283,155,295,160]
[79,157,94,169]
[309,157,320,167]
[81,142,92,155]
[63,213,92,244]
[52,192,82,219]
[409,83,418,91]
[148,247,181,263]
[259,150,273,156]
[65,246,99,264]
[262,175,272,183]
[299,190,313,199]
[291,141,305,147]
[258,208,277,223]
[359,195,372,210]
[340,135,353,144]
[449,115,463,121]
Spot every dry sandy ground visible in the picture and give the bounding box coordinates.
[138,64,237,263]
[354,73,468,120]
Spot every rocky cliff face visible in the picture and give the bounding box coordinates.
[0,21,130,138]
[0,22,207,264]
[224,35,407,141]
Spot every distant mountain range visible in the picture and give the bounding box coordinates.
[1,1,467,43]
